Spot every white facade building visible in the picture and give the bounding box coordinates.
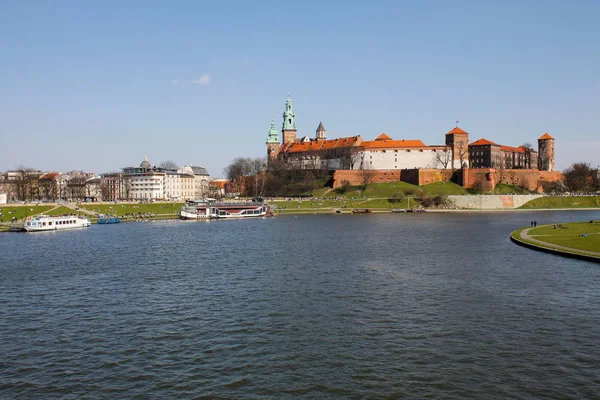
[165,172,195,201]
[127,173,165,200]
[179,165,211,199]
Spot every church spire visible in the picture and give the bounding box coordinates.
[282,94,297,144]
[266,117,279,144]
[316,121,326,140]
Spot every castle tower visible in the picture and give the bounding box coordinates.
[266,117,280,161]
[282,94,297,144]
[316,121,326,140]
[537,133,555,171]
[445,125,469,169]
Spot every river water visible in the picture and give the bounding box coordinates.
[1,211,599,399]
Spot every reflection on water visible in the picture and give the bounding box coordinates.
[1,211,599,398]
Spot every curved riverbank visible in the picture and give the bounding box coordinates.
[510,224,600,263]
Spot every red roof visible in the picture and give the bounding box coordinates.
[362,139,427,149]
[501,145,525,153]
[39,172,60,180]
[280,136,362,154]
[375,133,392,140]
[446,126,469,135]
[469,138,498,146]
[538,133,554,140]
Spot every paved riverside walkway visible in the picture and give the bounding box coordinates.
[520,228,600,258]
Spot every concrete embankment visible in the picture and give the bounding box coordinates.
[448,194,543,209]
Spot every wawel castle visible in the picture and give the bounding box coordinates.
[268,95,555,172]
[266,96,558,191]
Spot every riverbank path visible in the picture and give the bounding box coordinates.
[520,228,600,258]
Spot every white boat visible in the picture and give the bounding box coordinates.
[181,199,272,220]
[19,214,91,232]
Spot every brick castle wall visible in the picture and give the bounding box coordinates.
[333,168,562,192]
[332,169,453,188]
[462,168,563,192]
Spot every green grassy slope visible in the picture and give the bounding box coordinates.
[520,196,600,209]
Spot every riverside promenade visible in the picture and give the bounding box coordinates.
[511,225,600,263]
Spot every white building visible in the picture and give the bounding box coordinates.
[359,134,447,170]
[179,165,211,198]
[123,157,165,201]
[165,171,195,201]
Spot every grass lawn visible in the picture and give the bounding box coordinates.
[419,181,468,195]
[520,196,600,209]
[78,202,183,216]
[525,222,600,253]
[0,205,54,223]
[45,206,81,216]
[326,181,466,199]
[494,183,532,195]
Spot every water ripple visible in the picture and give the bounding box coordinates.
[1,212,599,398]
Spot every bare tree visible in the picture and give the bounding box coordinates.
[338,147,358,170]
[456,141,468,169]
[66,176,88,201]
[224,157,253,194]
[434,149,452,169]
[159,160,179,170]
[249,157,268,198]
[39,176,59,201]
[100,181,113,201]
[358,165,376,191]
[520,143,534,169]
[564,162,595,192]
[507,170,517,187]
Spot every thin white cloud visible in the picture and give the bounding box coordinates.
[190,74,211,86]
[171,79,179,84]
[239,58,250,66]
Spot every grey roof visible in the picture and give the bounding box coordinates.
[190,166,210,176]
[316,121,326,132]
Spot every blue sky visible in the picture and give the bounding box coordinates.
[1,0,599,176]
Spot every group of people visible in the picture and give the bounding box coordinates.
[530,220,538,227]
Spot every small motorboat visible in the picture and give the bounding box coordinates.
[352,209,372,214]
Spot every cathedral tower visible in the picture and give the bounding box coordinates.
[266,117,280,161]
[316,121,326,140]
[282,94,297,144]
[537,133,555,171]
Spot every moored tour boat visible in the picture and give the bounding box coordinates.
[97,215,121,224]
[18,214,91,232]
[181,198,272,220]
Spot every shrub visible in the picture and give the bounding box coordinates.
[388,192,406,204]
[336,180,352,194]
